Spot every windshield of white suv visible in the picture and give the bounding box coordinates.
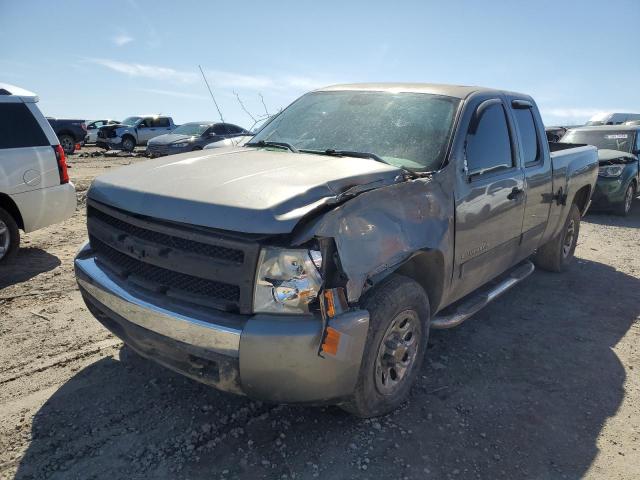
[122,117,142,126]
[561,130,637,153]
[173,123,211,136]
[249,91,460,171]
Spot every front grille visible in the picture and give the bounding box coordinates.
[91,237,240,302]
[86,200,260,313]
[89,206,244,263]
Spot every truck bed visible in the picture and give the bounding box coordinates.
[545,142,598,242]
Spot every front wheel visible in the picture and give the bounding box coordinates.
[534,203,581,272]
[121,136,136,152]
[615,182,635,217]
[341,274,430,418]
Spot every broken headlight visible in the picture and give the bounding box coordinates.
[253,248,322,314]
[598,165,624,177]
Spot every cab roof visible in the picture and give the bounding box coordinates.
[0,83,39,102]
[315,82,526,100]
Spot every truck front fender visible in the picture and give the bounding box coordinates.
[292,175,454,304]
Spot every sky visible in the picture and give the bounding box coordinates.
[1,0,638,128]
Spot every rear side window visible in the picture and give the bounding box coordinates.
[512,108,541,166]
[0,103,49,149]
[152,117,170,128]
[466,102,513,175]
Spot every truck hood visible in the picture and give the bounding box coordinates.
[597,149,638,164]
[148,133,196,145]
[88,148,403,234]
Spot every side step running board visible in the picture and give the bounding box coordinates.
[431,260,535,329]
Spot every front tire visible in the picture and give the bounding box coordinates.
[121,136,136,152]
[615,182,635,217]
[341,275,430,418]
[534,203,581,272]
[0,207,20,264]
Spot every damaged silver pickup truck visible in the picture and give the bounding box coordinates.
[75,84,598,417]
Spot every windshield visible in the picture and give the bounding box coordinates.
[173,123,211,136]
[121,116,141,126]
[250,91,460,171]
[561,130,636,153]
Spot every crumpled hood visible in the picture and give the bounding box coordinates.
[598,149,637,163]
[88,148,403,234]
[148,133,195,145]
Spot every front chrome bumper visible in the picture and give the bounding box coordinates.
[76,256,242,356]
[75,244,370,404]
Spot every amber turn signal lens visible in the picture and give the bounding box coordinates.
[322,326,341,356]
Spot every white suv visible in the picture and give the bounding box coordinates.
[0,83,76,263]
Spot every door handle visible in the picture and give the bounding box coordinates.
[507,187,524,200]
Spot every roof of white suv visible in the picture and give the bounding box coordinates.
[0,83,38,102]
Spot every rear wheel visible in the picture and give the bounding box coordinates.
[0,207,20,264]
[615,182,635,217]
[341,274,430,418]
[534,203,581,272]
[59,134,75,155]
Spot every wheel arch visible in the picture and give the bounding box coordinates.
[0,193,24,230]
[388,249,445,315]
[572,185,592,215]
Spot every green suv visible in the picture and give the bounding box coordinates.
[561,125,639,216]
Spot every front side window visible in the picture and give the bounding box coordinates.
[512,108,541,166]
[465,102,513,175]
[0,103,48,149]
[172,123,211,136]
[251,91,460,171]
[212,124,227,135]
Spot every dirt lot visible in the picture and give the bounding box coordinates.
[0,147,639,479]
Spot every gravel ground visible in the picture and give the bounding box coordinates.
[0,147,639,479]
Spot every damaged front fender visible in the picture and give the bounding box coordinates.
[293,173,454,303]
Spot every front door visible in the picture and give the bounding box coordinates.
[453,97,526,300]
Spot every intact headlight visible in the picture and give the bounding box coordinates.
[171,142,189,148]
[253,248,322,314]
[598,165,624,177]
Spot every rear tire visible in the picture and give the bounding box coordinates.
[59,134,75,155]
[534,203,581,272]
[0,207,20,264]
[341,274,430,418]
[615,182,635,217]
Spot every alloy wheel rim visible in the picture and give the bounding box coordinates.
[562,219,575,257]
[61,137,73,152]
[0,220,10,260]
[375,309,420,396]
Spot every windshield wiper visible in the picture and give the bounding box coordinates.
[322,149,386,164]
[246,140,298,153]
[299,148,431,178]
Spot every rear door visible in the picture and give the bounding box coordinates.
[453,96,526,298]
[0,101,58,195]
[509,98,552,254]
